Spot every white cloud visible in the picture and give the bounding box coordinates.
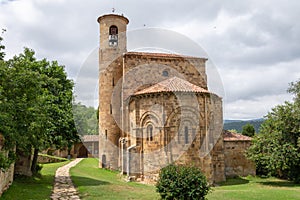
[0,0,299,120]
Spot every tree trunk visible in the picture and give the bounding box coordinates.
[31,148,39,174]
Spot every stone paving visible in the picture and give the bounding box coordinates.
[51,158,83,200]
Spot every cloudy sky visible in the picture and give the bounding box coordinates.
[0,0,299,120]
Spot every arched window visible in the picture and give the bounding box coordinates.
[147,125,153,141]
[109,25,118,47]
[109,25,118,35]
[184,126,189,144]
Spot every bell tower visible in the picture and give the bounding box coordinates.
[97,14,129,72]
[97,14,129,170]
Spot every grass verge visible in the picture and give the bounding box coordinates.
[1,161,69,200]
[70,158,159,200]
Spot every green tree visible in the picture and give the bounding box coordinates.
[242,123,255,137]
[246,80,300,182]
[156,164,211,200]
[0,47,79,174]
[0,29,5,60]
[72,102,98,136]
[228,129,238,133]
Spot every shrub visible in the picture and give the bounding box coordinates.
[156,164,211,200]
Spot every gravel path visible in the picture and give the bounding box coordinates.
[50,158,83,200]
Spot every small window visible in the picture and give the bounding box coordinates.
[147,125,153,141]
[162,70,169,77]
[184,126,189,144]
[105,130,108,140]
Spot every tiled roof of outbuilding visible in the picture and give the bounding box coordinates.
[223,130,252,141]
[134,76,210,95]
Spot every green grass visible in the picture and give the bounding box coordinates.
[70,158,159,200]
[71,158,300,200]
[207,176,300,200]
[2,158,300,200]
[1,161,69,200]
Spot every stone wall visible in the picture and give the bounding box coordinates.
[123,53,207,100]
[224,140,256,177]
[0,164,14,197]
[0,134,14,197]
[128,90,225,183]
[14,151,32,177]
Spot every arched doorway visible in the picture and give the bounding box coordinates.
[78,145,88,158]
[102,154,107,168]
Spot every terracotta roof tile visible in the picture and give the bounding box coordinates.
[134,76,210,95]
[125,51,206,60]
[223,130,252,141]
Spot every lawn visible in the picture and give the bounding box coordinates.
[1,161,69,200]
[71,158,300,200]
[207,176,300,200]
[70,158,159,200]
[2,158,299,200]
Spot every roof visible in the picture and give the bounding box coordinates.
[134,76,210,95]
[97,14,129,24]
[125,51,207,60]
[81,135,99,142]
[223,130,252,141]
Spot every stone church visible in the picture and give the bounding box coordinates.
[97,13,254,183]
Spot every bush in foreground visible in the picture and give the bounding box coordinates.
[156,164,211,200]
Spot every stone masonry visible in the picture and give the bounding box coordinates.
[97,13,255,184]
[0,134,14,197]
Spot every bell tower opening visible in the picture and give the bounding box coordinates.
[109,25,118,47]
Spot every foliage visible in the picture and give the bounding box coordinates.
[227,129,238,133]
[242,123,255,137]
[156,164,210,200]
[0,152,13,171]
[246,80,300,183]
[0,46,79,173]
[72,102,98,135]
[0,29,5,60]
[224,119,264,133]
[288,80,300,102]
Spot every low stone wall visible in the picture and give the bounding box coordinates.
[0,134,14,196]
[14,152,32,177]
[37,155,67,164]
[0,163,14,196]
